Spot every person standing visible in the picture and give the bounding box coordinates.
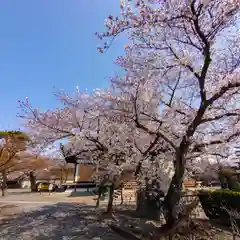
[48,182,53,195]
[37,182,42,195]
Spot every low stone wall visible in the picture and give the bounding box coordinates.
[21,180,31,188]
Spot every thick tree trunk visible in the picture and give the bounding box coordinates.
[164,104,206,227]
[164,153,186,227]
[164,176,183,226]
[136,190,161,221]
[29,171,37,192]
[106,185,114,214]
[1,170,7,197]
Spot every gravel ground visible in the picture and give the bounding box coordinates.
[0,202,234,240]
[0,190,124,240]
[0,202,126,240]
[0,189,235,239]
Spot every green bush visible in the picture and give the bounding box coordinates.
[92,185,109,197]
[199,189,240,226]
[218,169,240,191]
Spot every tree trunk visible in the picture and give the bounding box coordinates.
[1,170,7,197]
[164,154,185,227]
[29,171,37,192]
[163,105,206,227]
[120,187,124,205]
[106,185,114,214]
[96,191,101,208]
[65,168,69,183]
[135,190,161,221]
[60,168,63,184]
[95,184,107,208]
[73,163,77,183]
[164,178,182,226]
[1,185,5,197]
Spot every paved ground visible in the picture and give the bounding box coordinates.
[0,203,127,240]
[0,189,126,240]
[0,189,96,204]
[0,189,210,239]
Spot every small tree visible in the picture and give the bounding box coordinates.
[0,131,30,196]
[22,155,54,191]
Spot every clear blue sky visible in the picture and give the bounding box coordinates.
[0,1,126,130]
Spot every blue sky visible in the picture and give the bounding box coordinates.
[0,1,126,130]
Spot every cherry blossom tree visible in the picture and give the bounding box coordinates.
[21,154,55,191]
[17,0,240,234]
[19,89,142,213]
[19,86,172,216]
[96,0,240,227]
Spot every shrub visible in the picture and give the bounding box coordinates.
[218,169,240,191]
[92,184,109,198]
[199,189,240,226]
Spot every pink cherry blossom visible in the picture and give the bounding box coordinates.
[18,0,240,225]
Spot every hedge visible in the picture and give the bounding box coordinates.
[199,189,240,226]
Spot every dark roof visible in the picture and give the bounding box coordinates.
[65,156,92,164]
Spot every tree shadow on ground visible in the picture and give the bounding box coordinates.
[112,205,161,236]
[5,189,32,195]
[114,205,139,219]
[68,191,95,197]
[0,203,126,240]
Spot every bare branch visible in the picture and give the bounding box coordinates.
[207,81,240,105]
[201,112,240,123]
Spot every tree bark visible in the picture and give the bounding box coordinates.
[96,191,101,208]
[164,151,186,227]
[73,163,77,183]
[1,170,7,197]
[120,187,124,205]
[29,171,37,192]
[1,185,5,197]
[60,168,63,184]
[95,184,107,208]
[106,184,114,214]
[164,177,183,226]
[65,168,69,183]
[135,190,161,221]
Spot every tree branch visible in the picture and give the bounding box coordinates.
[133,86,177,150]
[193,131,240,150]
[200,112,240,123]
[207,81,240,105]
